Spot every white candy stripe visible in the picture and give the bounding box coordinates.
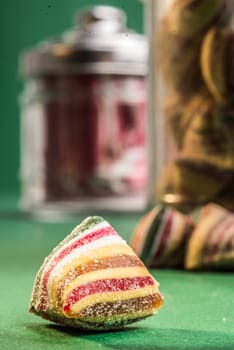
[171,212,185,241]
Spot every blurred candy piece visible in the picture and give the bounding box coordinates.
[186,203,234,270]
[130,205,194,268]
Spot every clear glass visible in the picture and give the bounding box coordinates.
[145,0,174,205]
[20,74,148,218]
[146,0,234,213]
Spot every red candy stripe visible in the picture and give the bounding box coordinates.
[38,225,117,310]
[63,276,155,312]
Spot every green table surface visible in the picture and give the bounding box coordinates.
[1,200,234,350]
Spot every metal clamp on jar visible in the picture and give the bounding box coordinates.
[19,6,148,218]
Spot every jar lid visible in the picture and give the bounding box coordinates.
[21,6,147,76]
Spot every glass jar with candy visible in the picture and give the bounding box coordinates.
[19,6,148,217]
[146,0,234,213]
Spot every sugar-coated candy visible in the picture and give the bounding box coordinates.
[29,216,163,330]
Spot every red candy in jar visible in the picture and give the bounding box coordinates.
[19,6,148,217]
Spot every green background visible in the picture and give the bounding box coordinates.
[0,0,143,199]
[1,4,234,349]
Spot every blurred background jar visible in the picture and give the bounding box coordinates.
[19,5,148,217]
[145,0,234,213]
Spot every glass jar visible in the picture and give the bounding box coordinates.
[19,6,148,217]
[145,0,234,213]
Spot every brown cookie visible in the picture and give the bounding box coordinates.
[165,0,233,38]
[181,99,234,169]
[201,27,234,105]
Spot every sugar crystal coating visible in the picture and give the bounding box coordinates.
[29,216,163,330]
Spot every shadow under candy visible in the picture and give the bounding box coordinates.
[25,323,234,350]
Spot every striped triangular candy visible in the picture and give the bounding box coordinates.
[29,216,163,330]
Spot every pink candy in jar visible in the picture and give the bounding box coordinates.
[20,6,148,217]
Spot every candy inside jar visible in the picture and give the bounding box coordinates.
[19,6,148,217]
[146,0,234,213]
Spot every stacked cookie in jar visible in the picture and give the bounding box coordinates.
[154,0,234,213]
